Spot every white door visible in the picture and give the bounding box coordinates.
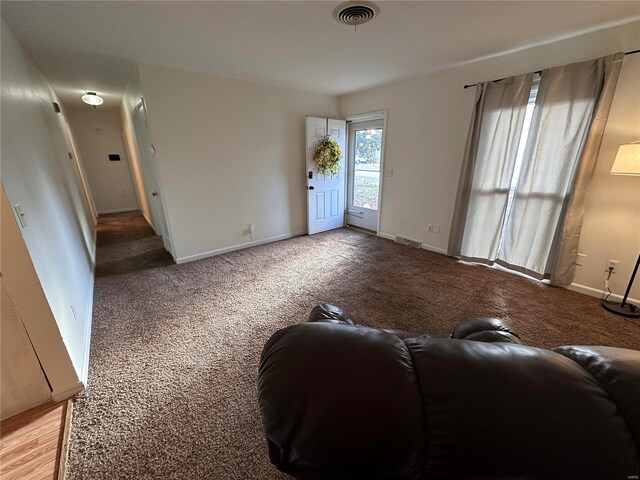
[306,117,346,235]
[346,119,384,232]
[132,101,173,255]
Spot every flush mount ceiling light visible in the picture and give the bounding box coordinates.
[81,91,104,107]
[333,1,379,29]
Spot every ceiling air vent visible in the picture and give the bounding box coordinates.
[333,1,380,27]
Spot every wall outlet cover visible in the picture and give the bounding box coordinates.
[606,260,619,273]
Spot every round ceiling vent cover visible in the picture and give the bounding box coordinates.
[333,1,380,27]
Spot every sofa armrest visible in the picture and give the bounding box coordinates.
[553,345,640,450]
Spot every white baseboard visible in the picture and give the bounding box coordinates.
[97,207,140,215]
[567,282,640,305]
[377,231,394,241]
[79,230,97,385]
[421,243,447,255]
[377,231,447,255]
[175,230,307,264]
[51,381,84,402]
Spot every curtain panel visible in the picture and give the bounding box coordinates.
[498,53,624,281]
[449,53,624,284]
[549,53,625,285]
[447,74,533,260]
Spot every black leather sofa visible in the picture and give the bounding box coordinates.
[258,304,640,480]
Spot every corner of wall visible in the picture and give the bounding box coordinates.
[1,186,81,398]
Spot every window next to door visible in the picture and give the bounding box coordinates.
[346,117,385,232]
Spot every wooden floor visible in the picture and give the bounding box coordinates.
[0,401,69,480]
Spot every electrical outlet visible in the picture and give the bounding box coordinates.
[606,260,619,274]
[428,224,433,233]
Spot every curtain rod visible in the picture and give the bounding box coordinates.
[463,48,640,89]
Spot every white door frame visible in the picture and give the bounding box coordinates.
[345,110,388,234]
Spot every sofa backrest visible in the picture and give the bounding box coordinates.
[406,338,638,479]
[259,322,640,480]
[260,322,427,479]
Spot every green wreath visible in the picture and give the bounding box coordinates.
[313,135,342,175]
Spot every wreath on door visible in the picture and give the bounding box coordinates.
[313,135,342,175]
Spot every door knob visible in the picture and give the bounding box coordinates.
[307,186,315,190]
[152,191,158,196]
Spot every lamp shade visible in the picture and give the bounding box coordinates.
[610,142,640,176]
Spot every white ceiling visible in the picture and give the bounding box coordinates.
[2,1,639,109]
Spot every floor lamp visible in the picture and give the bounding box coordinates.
[601,141,640,318]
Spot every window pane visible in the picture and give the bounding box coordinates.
[353,171,379,210]
[354,129,382,171]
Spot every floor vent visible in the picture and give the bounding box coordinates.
[395,236,422,249]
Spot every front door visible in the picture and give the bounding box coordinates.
[306,117,346,235]
[346,119,384,231]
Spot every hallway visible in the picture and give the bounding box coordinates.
[95,211,173,276]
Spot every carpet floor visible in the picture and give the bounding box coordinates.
[67,214,640,479]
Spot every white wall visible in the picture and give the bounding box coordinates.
[338,21,640,300]
[571,54,640,301]
[135,63,340,262]
[67,108,139,214]
[1,21,94,393]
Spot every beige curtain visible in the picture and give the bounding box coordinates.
[447,74,533,260]
[549,53,625,285]
[498,53,624,281]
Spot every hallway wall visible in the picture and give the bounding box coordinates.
[67,108,139,214]
[0,21,94,401]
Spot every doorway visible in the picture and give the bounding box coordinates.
[130,100,173,255]
[346,118,385,232]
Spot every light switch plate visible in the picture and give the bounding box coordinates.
[14,204,26,228]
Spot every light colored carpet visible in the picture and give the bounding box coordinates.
[67,218,640,479]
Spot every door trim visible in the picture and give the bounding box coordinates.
[345,110,388,234]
